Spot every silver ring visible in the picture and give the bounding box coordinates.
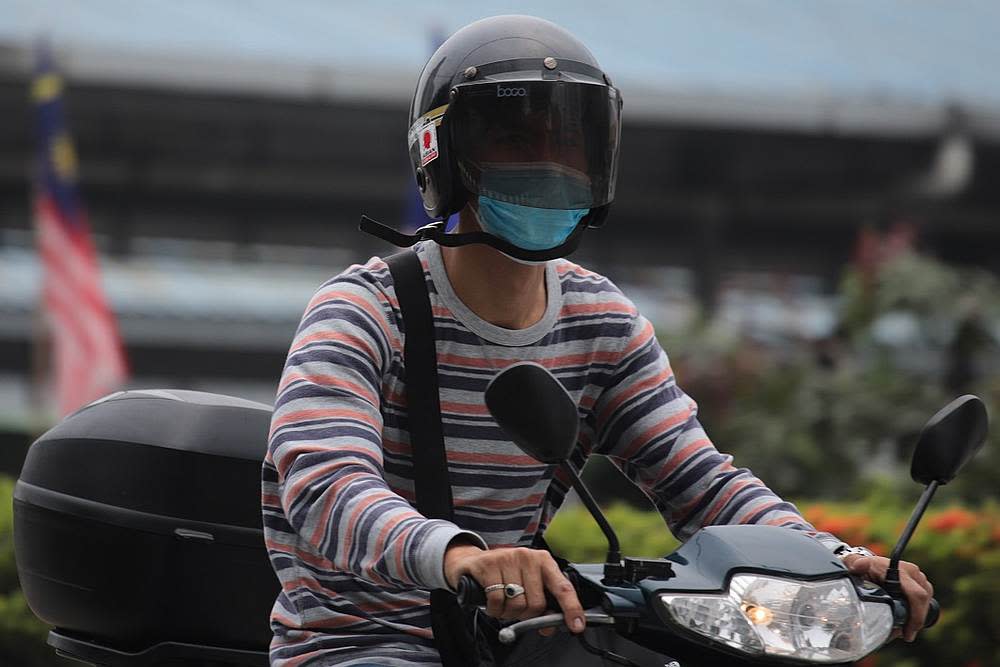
[483,584,505,594]
[503,583,525,599]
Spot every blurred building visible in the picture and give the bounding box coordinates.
[1,1,1000,429]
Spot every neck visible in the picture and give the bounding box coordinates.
[439,206,548,329]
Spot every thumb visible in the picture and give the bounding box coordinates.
[845,554,873,575]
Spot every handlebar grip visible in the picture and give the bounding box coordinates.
[925,598,940,628]
[892,596,940,630]
[456,575,485,608]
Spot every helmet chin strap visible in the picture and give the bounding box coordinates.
[359,214,589,262]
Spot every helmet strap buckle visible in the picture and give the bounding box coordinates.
[359,215,448,247]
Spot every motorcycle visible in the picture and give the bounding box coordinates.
[453,362,986,667]
[11,365,986,666]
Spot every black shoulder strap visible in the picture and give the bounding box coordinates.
[385,249,455,521]
[385,249,480,667]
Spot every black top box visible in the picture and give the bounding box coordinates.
[13,390,279,664]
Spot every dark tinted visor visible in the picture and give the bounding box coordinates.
[448,80,621,210]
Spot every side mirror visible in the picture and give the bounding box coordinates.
[885,394,989,603]
[911,394,988,485]
[485,361,623,575]
[484,362,579,464]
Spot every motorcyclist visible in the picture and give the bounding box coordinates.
[261,15,934,666]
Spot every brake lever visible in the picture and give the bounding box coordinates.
[497,610,615,644]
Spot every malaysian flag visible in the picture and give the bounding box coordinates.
[32,44,128,416]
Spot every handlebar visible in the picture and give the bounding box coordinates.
[455,574,485,607]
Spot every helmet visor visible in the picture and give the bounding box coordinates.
[448,80,621,210]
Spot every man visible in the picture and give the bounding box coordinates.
[262,15,933,667]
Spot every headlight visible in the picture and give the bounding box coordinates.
[659,575,893,663]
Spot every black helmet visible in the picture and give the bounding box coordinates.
[361,15,623,262]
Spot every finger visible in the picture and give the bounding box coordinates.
[500,567,526,621]
[847,555,885,581]
[845,555,873,577]
[519,561,547,620]
[903,562,934,597]
[904,601,928,640]
[901,569,931,641]
[898,562,931,641]
[480,567,505,619]
[541,557,585,634]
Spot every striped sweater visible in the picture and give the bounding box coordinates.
[261,241,844,666]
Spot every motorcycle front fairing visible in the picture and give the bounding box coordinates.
[570,525,897,666]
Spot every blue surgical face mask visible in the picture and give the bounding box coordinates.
[476,197,588,252]
[475,165,591,252]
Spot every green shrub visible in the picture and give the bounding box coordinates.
[548,499,1000,667]
[657,250,1000,506]
[0,476,17,591]
[0,476,55,666]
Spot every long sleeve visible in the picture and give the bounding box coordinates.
[265,274,485,591]
[592,312,846,551]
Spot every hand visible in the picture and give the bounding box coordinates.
[444,543,586,634]
[842,555,934,643]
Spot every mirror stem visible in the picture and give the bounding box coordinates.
[562,464,623,579]
[884,480,939,596]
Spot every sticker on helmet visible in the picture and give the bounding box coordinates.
[419,122,439,167]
